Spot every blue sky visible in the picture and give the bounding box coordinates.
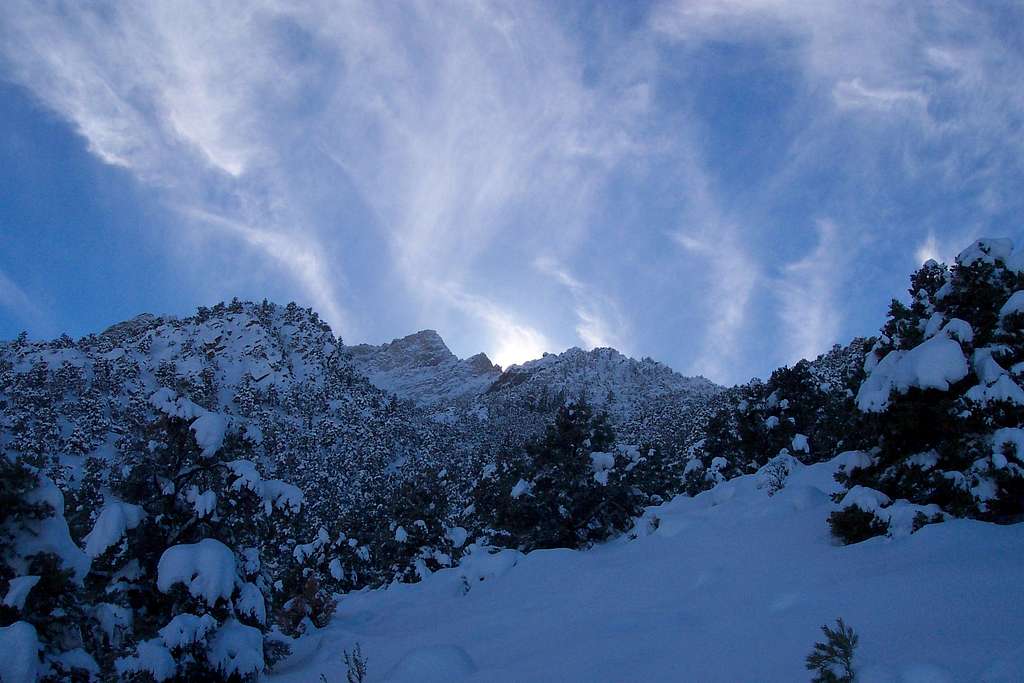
[2,1,1023,385]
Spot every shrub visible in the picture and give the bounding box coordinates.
[828,506,889,545]
[806,618,858,682]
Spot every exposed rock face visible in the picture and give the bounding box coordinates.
[347,330,502,405]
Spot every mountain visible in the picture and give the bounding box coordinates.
[347,330,501,405]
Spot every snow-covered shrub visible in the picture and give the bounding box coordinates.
[474,400,646,551]
[0,456,93,680]
[86,393,305,680]
[805,618,858,683]
[689,345,870,496]
[827,506,891,545]
[843,239,1024,522]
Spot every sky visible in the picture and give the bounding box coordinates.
[1,1,1023,386]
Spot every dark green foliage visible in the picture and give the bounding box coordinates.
[688,340,871,495]
[828,506,890,545]
[476,400,645,551]
[806,618,858,682]
[844,246,1024,521]
[91,408,305,681]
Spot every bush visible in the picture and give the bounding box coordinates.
[828,506,889,545]
[806,618,858,682]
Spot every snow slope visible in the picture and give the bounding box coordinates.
[273,455,1024,682]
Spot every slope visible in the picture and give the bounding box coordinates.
[272,452,1024,682]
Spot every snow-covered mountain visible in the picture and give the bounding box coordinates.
[488,346,718,419]
[347,330,501,405]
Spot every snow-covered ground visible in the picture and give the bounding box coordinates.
[272,456,1024,682]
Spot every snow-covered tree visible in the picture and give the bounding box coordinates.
[475,400,645,551]
[835,238,1024,541]
[1,456,92,681]
[84,389,303,681]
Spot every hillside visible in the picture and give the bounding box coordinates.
[272,452,1024,682]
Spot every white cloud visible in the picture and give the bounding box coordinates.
[181,208,348,334]
[534,257,631,352]
[776,220,846,365]
[433,283,550,369]
[0,1,650,356]
[832,78,928,112]
[0,268,53,336]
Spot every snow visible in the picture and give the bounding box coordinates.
[149,388,227,456]
[384,644,477,682]
[270,453,1024,682]
[993,428,1024,462]
[1000,291,1024,318]
[839,486,892,513]
[2,575,40,611]
[967,374,1024,405]
[227,460,303,513]
[190,413,228,458]
[210,619,264,678]
[956,237,1014,266]
[0,621,39,683]
[590,451,615,485]
[395,526,409,543]
[261,480,304,513]
[446,526,469,549]
[966,348,1024,405]
[857,336,969,412]
[95,602,133,642]
[939,318,973,344]
[19,478,90,582]
[116,639,176,682]
[186,488,217,518]
[791,434,810,454]
[83,501,145,558]
[907,451,939,471]
[234,581,264,626]
[510,479,532,499]
[158,613,217,649]
[157,538,237,606]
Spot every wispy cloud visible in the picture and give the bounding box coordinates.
[0,268,53,336]
[534,256,631,353]
[0,1,650,365]
[775,220,847,366]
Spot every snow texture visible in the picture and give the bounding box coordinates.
[2,575,40,611]
[210,619,264,678]
[157,538,237,606]
[510,479,532,499]
[0,621,39,683]
[857,336,969,412]
[237,582,267,624]
[190,413,228,458]
[1000,291,1024,318]
[590,451,615,485]
[227,460,303,514]
[115,639,176,682]
[19,478,90,582]
[83,502,145,558]
[158,613,217,649]
[993,428,1024,462]
[840,486,892,512]
[445,526,469,549]
[384,644,477,682]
